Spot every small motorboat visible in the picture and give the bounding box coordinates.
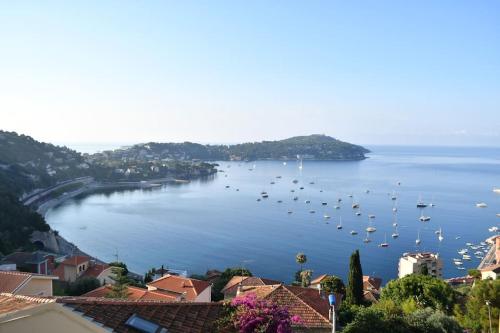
[350,230,358,235]
[476,202,487,208]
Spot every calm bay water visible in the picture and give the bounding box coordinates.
[46,146,500,283]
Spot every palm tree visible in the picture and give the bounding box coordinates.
[295,252,307,272]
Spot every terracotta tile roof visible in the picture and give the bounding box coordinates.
[222,276,282,293]
[58,298,223,333]
[238,284,332,329]
[310,274,328,285]
[363,275,382,291]
[81,263,110,278]
[0,293,54,315]
[363,290,380,303]
[83,285,178,301]
[0,271,32,293]
[147,274,210,301]
[61,256,89,266]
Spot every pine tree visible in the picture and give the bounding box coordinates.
[346,249,364,305]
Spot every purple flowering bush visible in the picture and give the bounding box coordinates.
[217,293,303,333]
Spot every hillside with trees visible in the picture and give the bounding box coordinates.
[115,134,369,162]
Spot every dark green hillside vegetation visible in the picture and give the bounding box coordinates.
[0,191,49,254]
[228,134,369,160]
[118,134,369,162]
[0,130,89,195]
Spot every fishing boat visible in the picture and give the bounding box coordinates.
[366,225,376,233]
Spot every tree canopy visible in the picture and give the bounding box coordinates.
[346,250,364,305]
[381,274,456,313]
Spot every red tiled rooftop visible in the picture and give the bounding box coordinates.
[61,256,89,266]
[81,263,109,278]
[58,298,223,333]
[363,275,382,291]
[310,274,328,285]
[0,271,31,294]
[222,276,282,293]
[147,274,210,301]
[238,284,332,329]
[83,285,178,301]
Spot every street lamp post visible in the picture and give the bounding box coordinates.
[328,294,336,333]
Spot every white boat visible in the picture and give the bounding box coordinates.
[416,230,421,245]
[420,214,431,222]
[493,188,500,193]
[488,226,499,232]
[337,217,343,229]
[366,219,376,233]
[356,211,362,216]
[324,214,331,219]
[455,236,461,240]
[262,193,269,198]
[379,234,389,247]
[363,232,371,243]
[350,230,358,235]
[476,202,488,208]
[466,242,473,246]
[352,203,360,209]
[392,207,397,212]
[391,226,399,238]
[438,228,444,242]
[454,261,463,266]
[334,205,340,209]
[417,195,427,208]
[458,249,468,255]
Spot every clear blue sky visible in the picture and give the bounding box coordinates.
[1,1,499,146]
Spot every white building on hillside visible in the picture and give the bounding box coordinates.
[398,252,443,278]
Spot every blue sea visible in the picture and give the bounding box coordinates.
[45,146,500,284]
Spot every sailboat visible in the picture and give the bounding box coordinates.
[298,158,303,170]
[379,234,389,247]
[391,190,397,201]
[363,232,371,243]
[416,230,421,245]
[337,217,343,229]
[438,228,444,242]
[392,225,399,238]
[417,195,427,208]
[392,213,398,227]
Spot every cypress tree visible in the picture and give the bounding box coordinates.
[346,249,364,305]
